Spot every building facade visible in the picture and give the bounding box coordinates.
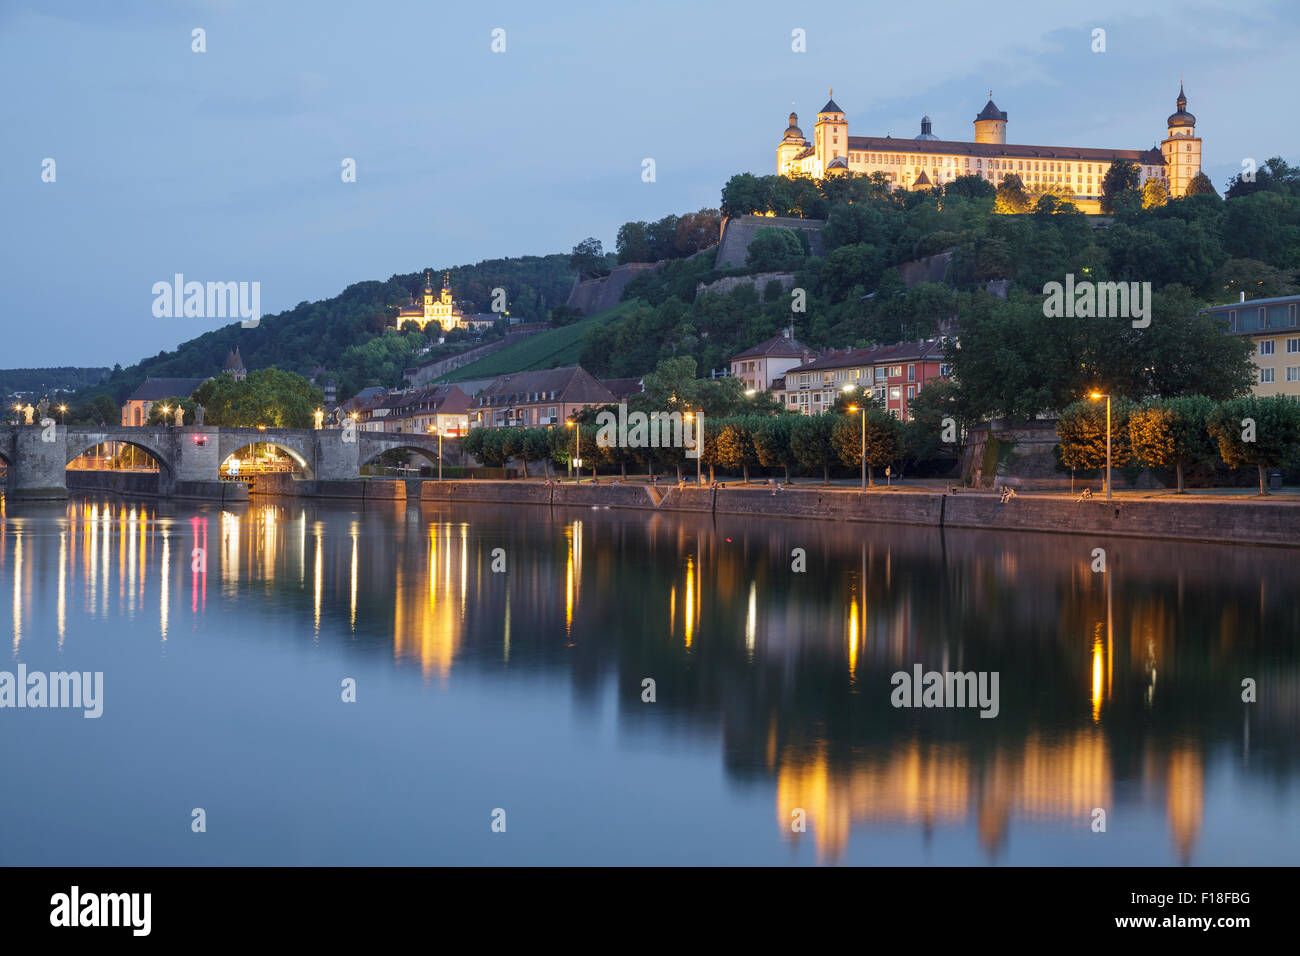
[776,339,950,420]
[1203,295,1300,397]
[469,366,616,429]
[777,86,1200,212]
[395,271,497,333]
[730,331,815,392]
[120,377,210,426]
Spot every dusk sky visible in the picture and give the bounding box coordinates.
[2,0,1294,368]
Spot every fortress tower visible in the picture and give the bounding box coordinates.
[1160,83,1201,197]
[973,95,1007,144]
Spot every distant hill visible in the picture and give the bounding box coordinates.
[1,366,111,396]
[79,255,576,404]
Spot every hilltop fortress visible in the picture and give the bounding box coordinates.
[777,85,1202,213]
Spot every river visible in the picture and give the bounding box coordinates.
[1,495,1296,865]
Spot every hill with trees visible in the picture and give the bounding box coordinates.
[75,255,576,408]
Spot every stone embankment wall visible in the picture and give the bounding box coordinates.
[234,476,1300,548]
[419,481,1300,547]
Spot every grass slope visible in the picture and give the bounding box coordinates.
[437,300,637,382]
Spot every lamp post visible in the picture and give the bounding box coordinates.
[1088,391,1112,499]
[566,418,578,482]
[428,424,443,480]
[847,404,866,490]
[58,404,67,426]
[684,411,703,484]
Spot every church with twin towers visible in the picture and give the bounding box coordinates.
[777,85,1202,212]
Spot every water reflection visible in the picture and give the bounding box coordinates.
[0,495,1296,865]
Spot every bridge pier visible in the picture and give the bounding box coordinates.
[5,425,70,499]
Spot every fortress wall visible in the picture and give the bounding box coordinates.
[715,216,826,269]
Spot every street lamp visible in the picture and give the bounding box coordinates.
[1088,391,1112,500]
[159,404,170,426]
[58,404,67,425]
[847,405,866,490]
[684,411,703,484]
[427,423,442,481]
[566,418,578,482]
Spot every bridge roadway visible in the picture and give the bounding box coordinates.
[0,424,446,499]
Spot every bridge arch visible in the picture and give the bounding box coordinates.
[221,440,316,480]
[65,435,173,475]
[359,444,442,472]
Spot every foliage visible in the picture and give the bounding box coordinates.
[191,369,323,428]
[1056,397,1135,470]
[746,228,805,271]
[1206,396,1300,493]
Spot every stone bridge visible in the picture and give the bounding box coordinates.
[0,424,448,499]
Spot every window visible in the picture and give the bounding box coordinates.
[1259,368,1275,384]
[907,386,916,399]
[907,364,915,382]
[889,365,902,377]
[1287,338,1300,353]
[889,387,901,401]
[1259,340,1275,355]
[940,364,952,377]
[1287,367,1300,382]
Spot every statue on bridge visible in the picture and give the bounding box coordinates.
[36,397,50,423]
[22,403,34,425]
[195,403,205,427]
[314,408,324,430]
[173,405,185,427]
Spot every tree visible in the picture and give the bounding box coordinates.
[833,408,901,484]
[790,413,838,484]
[673,209,722,256]
[752,415,797,483]
[616,221,654,264]
[746,228,804,271]
[1101,160,1141,214]
[945,174,997,200]
[994,174,1030,214]
[1141,178,1170,209]
[1127,395,1216,492]
[191,368,322,428]
[713,419,759,482]
[1056,398,1134,471]
[1185,171,1217,197]
[720,172,773,217]
[569,238,610,279]
[1207,396,1300,494]
[68,394,119,425]
[523,428,552,477]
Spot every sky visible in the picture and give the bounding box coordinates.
[1,0,1295,368]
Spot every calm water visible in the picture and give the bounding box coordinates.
[0,494,1296,866]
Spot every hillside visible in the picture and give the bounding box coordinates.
[0,366,110,396]
[79,255,576,404]
[437,301,639,382]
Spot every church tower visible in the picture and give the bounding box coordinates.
[1161,82,1201,197]
[777,111,808,176]
[813,90,847,178]
[422,270,436,322]
[974,95,1007,144]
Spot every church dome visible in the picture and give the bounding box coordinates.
[783,112,804,141]
[1167,83,1195,127]
[915,114,939,141]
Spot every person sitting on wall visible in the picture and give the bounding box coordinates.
[1077,487,1093,500]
